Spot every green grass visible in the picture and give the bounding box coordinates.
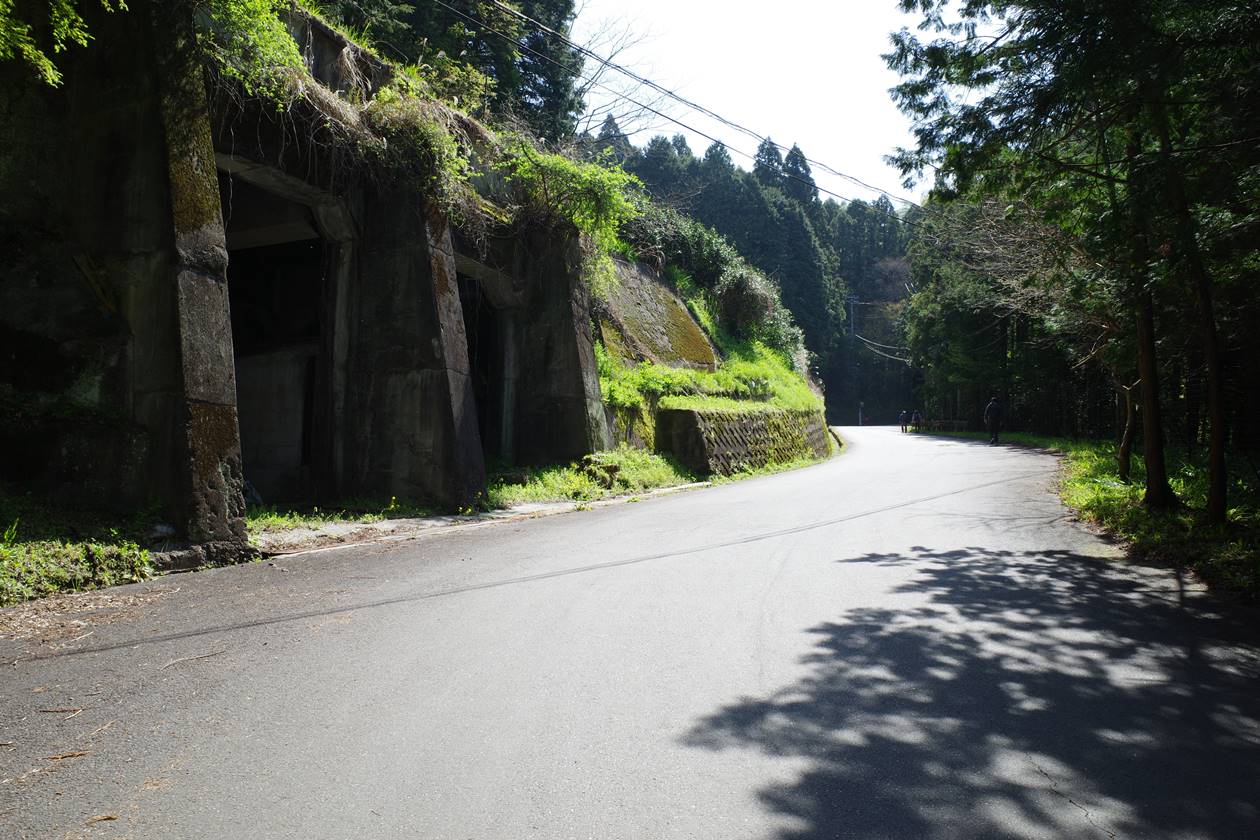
[1,489,156,608]
[596,338,821,415]
[917,430,1260,598]
[486,445,695,507]
[657,395,780,412]
[246,497,439,534]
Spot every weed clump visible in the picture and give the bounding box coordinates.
[486,446,693,507]
[0,493,155,608]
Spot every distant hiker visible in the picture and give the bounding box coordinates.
[911,409,923,430]
[984,397,1002,444]
[899,410,908,433]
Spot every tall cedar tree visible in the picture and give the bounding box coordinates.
[752,138,784,187]
[782,145,816,206]
[380,0,582,141]
[884,0,1260,519]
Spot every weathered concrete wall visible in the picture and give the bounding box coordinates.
[0,1,247,552]
[338,194,485,504]
[3,2,619,538]
[599,258,717,370]
[656,408,831,476]
[210,23,489,506]
[509,232,611,464]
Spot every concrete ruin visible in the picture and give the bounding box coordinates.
[0,3,608,554]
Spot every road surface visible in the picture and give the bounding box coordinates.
[3,427,1259,839]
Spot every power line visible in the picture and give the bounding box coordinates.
[854,339,913,365]
[482,0,923,208]
[423,0,923,228]
[853,332,910,352]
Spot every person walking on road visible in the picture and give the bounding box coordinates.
[984,397,1002,445]
[911,409,923,431]
[899,410,908,433]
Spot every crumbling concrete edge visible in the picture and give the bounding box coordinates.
[192,481,713,566]
[152,541,261,573]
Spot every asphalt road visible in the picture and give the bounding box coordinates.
[4,427,1260,839]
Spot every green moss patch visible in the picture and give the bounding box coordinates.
[597,338,821,415]
[601,260,718,369]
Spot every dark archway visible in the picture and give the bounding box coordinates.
[220,173,328,503]
[458,272,512,465]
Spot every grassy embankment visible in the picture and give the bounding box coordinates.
[920,430,1259,598]
[242,447,695,533]
[597,269,822,417]
[1,490,154,607]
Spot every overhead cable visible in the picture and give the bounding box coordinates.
[481,0,923,207]
[423,0,922,227]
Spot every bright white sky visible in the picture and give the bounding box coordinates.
[570,0,927,206]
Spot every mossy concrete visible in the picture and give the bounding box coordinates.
[656,408,831,476]
[2,3,621,556]
[0,0,247,552]
[599,258,717,370]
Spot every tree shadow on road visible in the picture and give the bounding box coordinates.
[682,547,1260,839]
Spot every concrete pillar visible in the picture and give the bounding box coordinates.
[512,232,612,464]
[348,191,486,506]
[424,208,487,503]
[152,2,247,549]
[498,311,518,459]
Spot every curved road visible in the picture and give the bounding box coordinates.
[3,427,1259,839]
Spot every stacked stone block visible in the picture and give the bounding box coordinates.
[656,408,830,476]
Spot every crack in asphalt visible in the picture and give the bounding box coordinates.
[13,469,1056,663]
[1027,753,1120,839]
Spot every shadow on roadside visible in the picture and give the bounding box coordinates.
[682,546,1260,839]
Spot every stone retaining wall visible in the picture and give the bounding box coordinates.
[655,408,831,476]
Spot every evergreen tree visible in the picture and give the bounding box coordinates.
[702,142,734,174]
[636,135,692,202]
[514,0,584,141]
[354,0,582,141]
[888,0,1260,520]
[324,1,415,43]
[782,144,816,205]
[595,115,634,161]
[752,138,784,188]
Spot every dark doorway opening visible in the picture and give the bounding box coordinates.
[220,173,326,503]
[458,274,507,464]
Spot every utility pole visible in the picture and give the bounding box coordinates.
[848,294,860,425]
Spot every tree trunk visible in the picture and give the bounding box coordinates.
[1122,120,1179,512]
[1149,96,1227,524]
[1135,290,1177,509]
[1116,379,1136,483]
[1185,342,1202,461]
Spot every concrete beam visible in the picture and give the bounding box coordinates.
[454,252,525,310]
[215,152,357,243]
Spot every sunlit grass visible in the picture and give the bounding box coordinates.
[486,446,695,507]
[1,489,155,607]
[246,497,439,533]
[917,429,1259,598]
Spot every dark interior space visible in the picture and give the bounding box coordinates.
[458,273,505,464]
[220,172,326,503]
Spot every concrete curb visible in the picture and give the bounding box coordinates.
[173,481,715,567]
